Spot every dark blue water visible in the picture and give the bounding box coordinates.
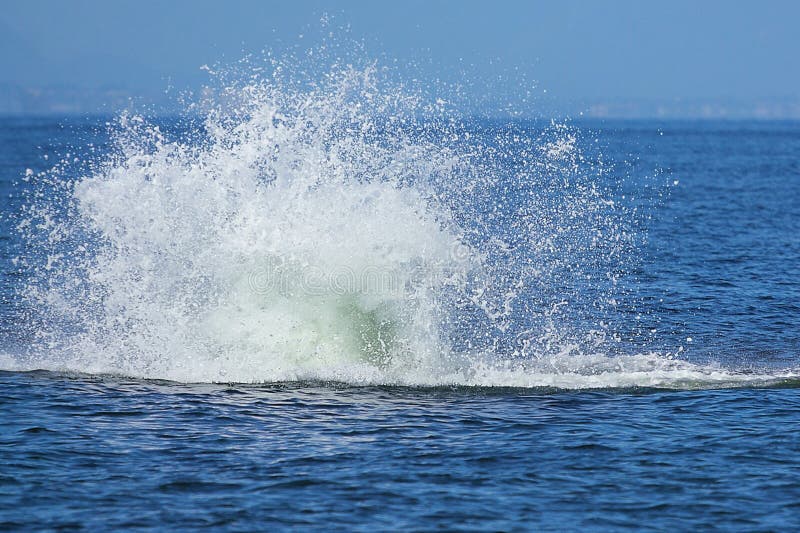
[1,116,799,530]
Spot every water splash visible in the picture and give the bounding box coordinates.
[11,50,796,388]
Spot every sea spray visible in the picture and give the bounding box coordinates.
[12,50,746,387]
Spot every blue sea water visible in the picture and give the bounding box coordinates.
[1,107,799,529]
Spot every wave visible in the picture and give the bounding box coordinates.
[3,350,799,390]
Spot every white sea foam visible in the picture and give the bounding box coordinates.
[10,52,796,389]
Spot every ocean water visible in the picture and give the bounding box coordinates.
[1,63,799,530]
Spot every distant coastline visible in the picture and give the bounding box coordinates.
[1,83,798,120]
[0,84,173,116]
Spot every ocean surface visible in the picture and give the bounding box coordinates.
[1,68,799,530]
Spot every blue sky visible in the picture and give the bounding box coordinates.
[1,1,799,114]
